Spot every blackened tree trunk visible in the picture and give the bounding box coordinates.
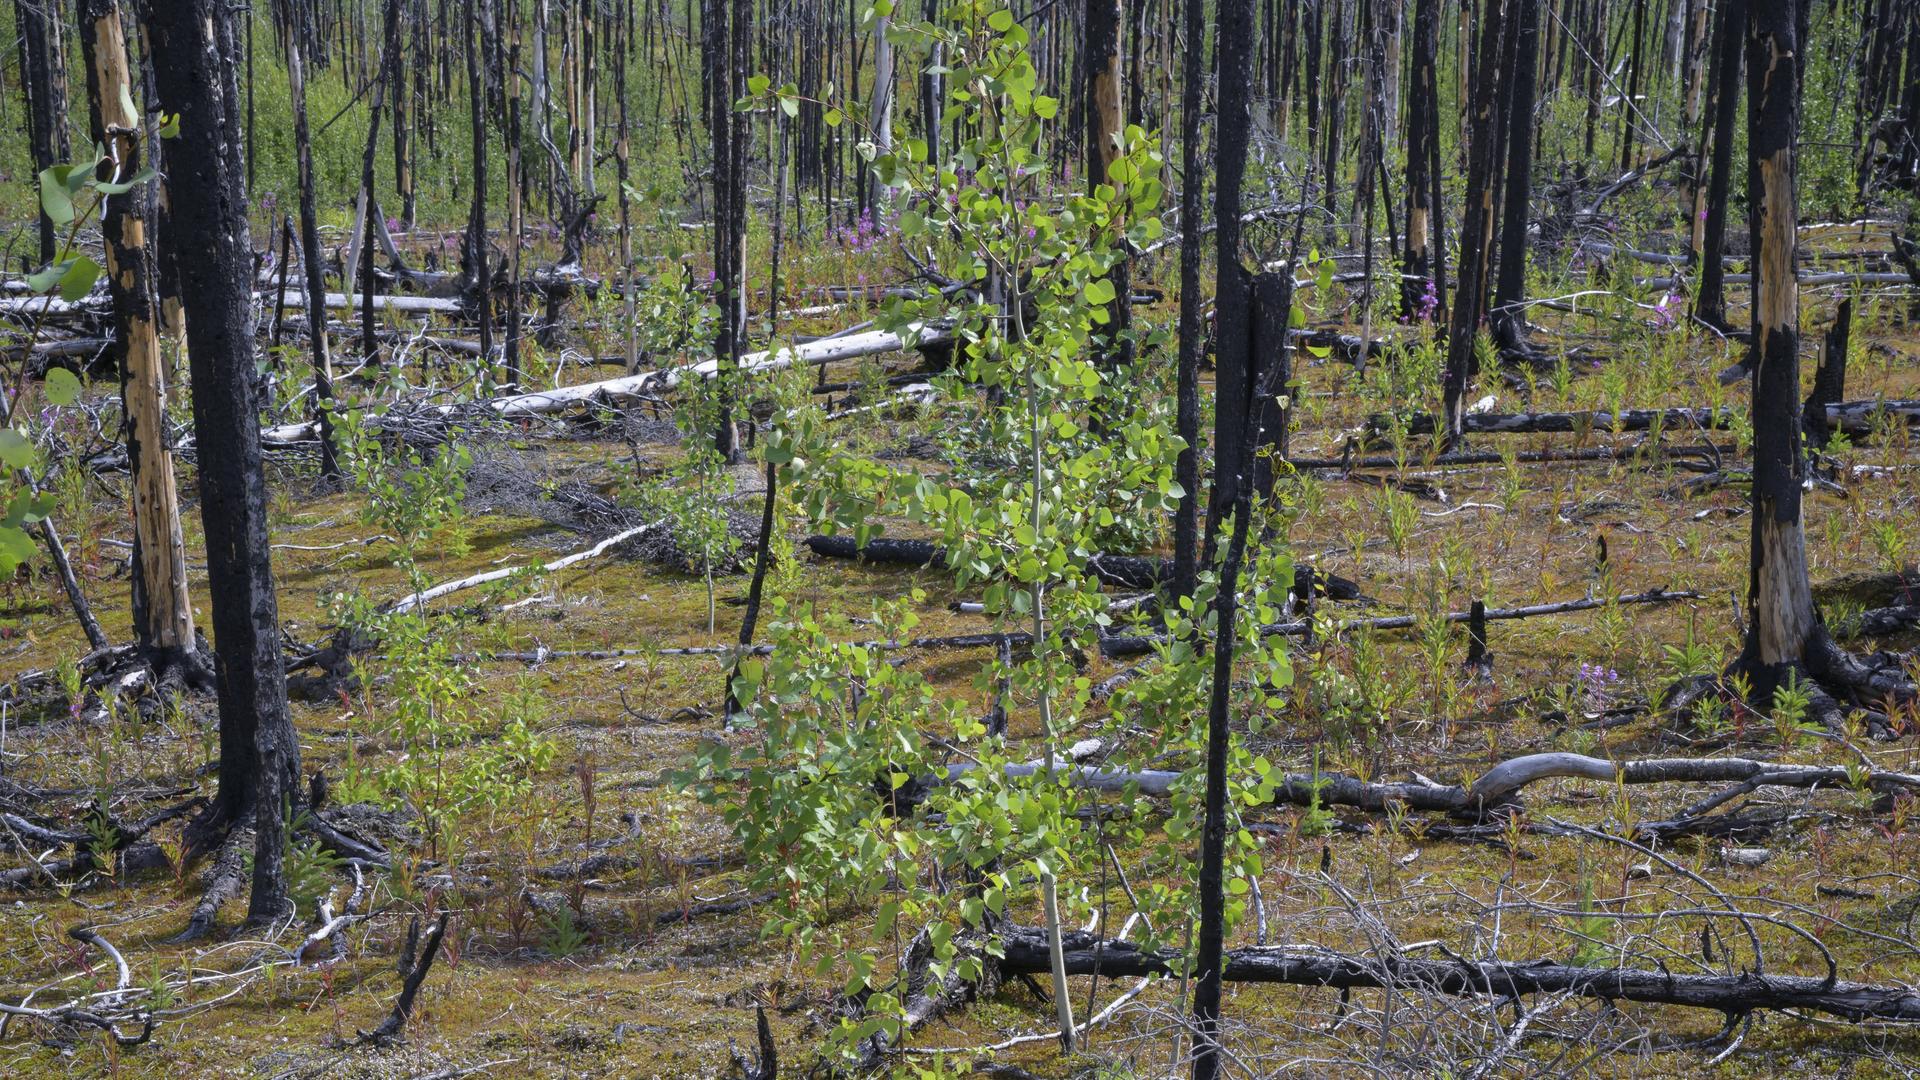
[707,0,745,461]
[1443,0,1511,445]
[286,25,343,481]
[1194,0,1257,1071]
[143,0,301,928]
[79,0,208,687]
[1692,0,1744,329]
[466,0,497,389]
[1171,0,1210,605]
[1086,0,1131,369]
[1738,0,1820,698]
[16,0,72,266]
[1491,0,1541,355]
[359,0,403,365]
[1401,0,1440,317]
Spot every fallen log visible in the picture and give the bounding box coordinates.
[994,926,1920,1024]
[1371,401,1920,439]
[259,322,953,443]
[804,534,1361,599]
[387,520,664,614]
[1097,589,1700,657]
[946,750,1920,819]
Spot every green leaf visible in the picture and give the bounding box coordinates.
[0,525,36,574]
[0,428,36,470]
[747,73,770,96]
[1083,278,1116,305]
[23,261,65,293]
[987,8,1014,31]
[37,167,75,227]
[43,367,81,406]
[823,107,843,128]
[58,256,101,303]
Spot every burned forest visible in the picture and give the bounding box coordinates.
[4,0,1920,1075]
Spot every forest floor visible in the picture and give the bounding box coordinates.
[3,217,1920,1078]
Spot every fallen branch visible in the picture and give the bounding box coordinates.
[360,912,452,1045]
[994,926,1920,1024]
[1371,401,1920,439]
[260,323,952,443]
[387,520,664,614]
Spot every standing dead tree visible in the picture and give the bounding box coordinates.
[77,0,210,690]
[144,0,303,934]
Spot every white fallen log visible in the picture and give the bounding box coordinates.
[387,520,664,614]
[260,322,950,444]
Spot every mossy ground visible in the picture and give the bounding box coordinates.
[3,215,1920,1078]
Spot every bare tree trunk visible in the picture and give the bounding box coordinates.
[1194,0,1258,1069]
[1491,0,1540,355]
[466,0,497,389]
[1444,0,1511,446]
[1086,0,1131,369]
[1739,0,1818,699]
[144,0,300,929]
[287,28,343,481]
[79,0,207,686]
[16,0,72,267]
[1172,0,1210,603]
[1692,0,1743,327]
[1401,0,1439,316]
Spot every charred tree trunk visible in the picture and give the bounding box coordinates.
[1443,0,1511,446]
[707,0,746,461]
[286,26,343,481]
[1401,0,1440,317]
[466,0,498,388]
[1195,0,1258,1071]
[1491,0,1540,357]
[1738,0,1819,701]
[359,0,403,366]
[1086,0,1131,370]
[16,0,73,267]
[79,0,209,687]
[1692,0,1743,329]
[1171,0,1210,605]
[144,0,301,929]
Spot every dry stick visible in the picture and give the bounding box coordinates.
[1374,400,1920,438]
[361,912,451,1044]
[993,925,1920,1024]
[256,321,953,443]
[941,752,1920,821]
[385,520,664,614]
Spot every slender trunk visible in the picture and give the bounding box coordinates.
[1740,0,1817,696]
[1492,0,1541,351]
[1401,0,1439,316]
[287,32,343,480]
[144,0,301,927]
[1693,0,1743,327]
[1086,0,1131,369]
[1444,0,1511,446]
[467,0,497,389]
[360,0,402,366]
[80,0,203,680]
[1194,0,1257,1069]
[16,0,72,267]
[1171,0,1209,604]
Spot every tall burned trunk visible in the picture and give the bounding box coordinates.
[16,0,72,266]
[1491,0,1540,355]
[1194,0,1257,1071]
[143,0,301,927]
[79,0,207,686]
[286,24,343,481]
[358,0,403,365]
[1739,0,1819,696]
[1692,0,1743,328]
[466,0,497,388]
[1401,0,1440,317]
[1086,0,1131,369]
[1171,0,1210,605]
[707,0,746,461]
[1443,0,1511,446]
